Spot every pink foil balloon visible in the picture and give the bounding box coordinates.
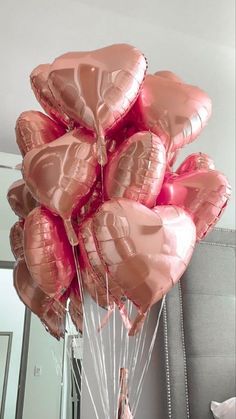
[7,179,37,219]
[24,207,75,299]
[15,110,65,156]
[157,169,231,241]
[47,44,147,164]
[154,70,183,83]
[30,64,71,127]
[105,131,166,207]
[9,220,25,260]
[14,259,66,339]
[78,199,196,335]
[176,152,215,174]
[23,129,98,245]
[135,74,212,152]
[75,178,102,223]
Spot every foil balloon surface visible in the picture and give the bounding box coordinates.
[24,207,75,298]
[7,179,37,219]
[78,199,196,335]
[157,169,231,241]
[15,110,65,156]
[105,131,166,208]
[23,129,98,245]
[9,220,25,260]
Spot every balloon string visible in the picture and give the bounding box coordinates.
[71,247,108,417]
[133,296,166,415]
[0,164,22,170]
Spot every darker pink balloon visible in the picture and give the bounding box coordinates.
[24,207,75,299]
[105,131,166,208]
[15,110,65,156]
[176,152,215,174]
[78,199,196,335]
[68,279,83,333]
[134,74,212,152]
[157,169,231,241]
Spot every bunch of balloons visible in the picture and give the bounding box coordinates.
[7,43,231,338]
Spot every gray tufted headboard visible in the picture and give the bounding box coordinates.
[149,228,236,419]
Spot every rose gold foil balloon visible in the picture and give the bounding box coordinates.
[105,131,166,207]
[14,259,66,339]
[15,110,65,156]
[30,64,71,127]
[135,74,212,152]
[69,280,83,333]
[75,178,102,223]
[176,152,215,174]
[47,44,147,165]
[154,70,183,83]
[7,179,37,219]
[9,220,24,260]
[78,199,196,335]
[157,169,231,241]
[23,129,98,245]
[24,207,75,299]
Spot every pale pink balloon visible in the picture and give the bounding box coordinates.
[176,152,215,174]
[78,199,196,335]
[23,129,99,245]
[157,169,231,241]
[105,131,166,208]
[24,207,75,299]
[134,74,212,152]
[15,110,65,156]
[30,64,71,127]
[47,44,147,165]
[154,70,183,83]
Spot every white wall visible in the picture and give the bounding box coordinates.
[0,268,25,419]
[22,315,63,419]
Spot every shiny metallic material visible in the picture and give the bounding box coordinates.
[23,129,98,245]
[30,64,71,127]
[117,368,133,419]
[69,279,83,333]
[135,74,212,152]
[7,179,37,219]
[176,152,215,174]
[14,259,66,339]
[47,44,147,139]
[9,220,24,260]
[157,169,231,241]
[105,131,166,208]
[24,207,75,299]
[78,199,196,335]
[15,110,65,156]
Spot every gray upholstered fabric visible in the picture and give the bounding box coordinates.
[163,228,236,419]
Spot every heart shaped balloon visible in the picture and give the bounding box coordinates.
[157,169,231,241]
[24,207,75,298]
[10,220,25,260]
[30,64,71,127]
[176,152,215,174]
[15,110,65,156]
[23,129,99,245]
[7,179,37,219]
[78,199,196,335]
[134,74,212,152]
[14,259,66,339]
[105,131,166,207]
[48,44,147,136]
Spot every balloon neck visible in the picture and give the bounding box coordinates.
[64,219,79,246]
[96,136,108,166]
[129,311,147,336]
